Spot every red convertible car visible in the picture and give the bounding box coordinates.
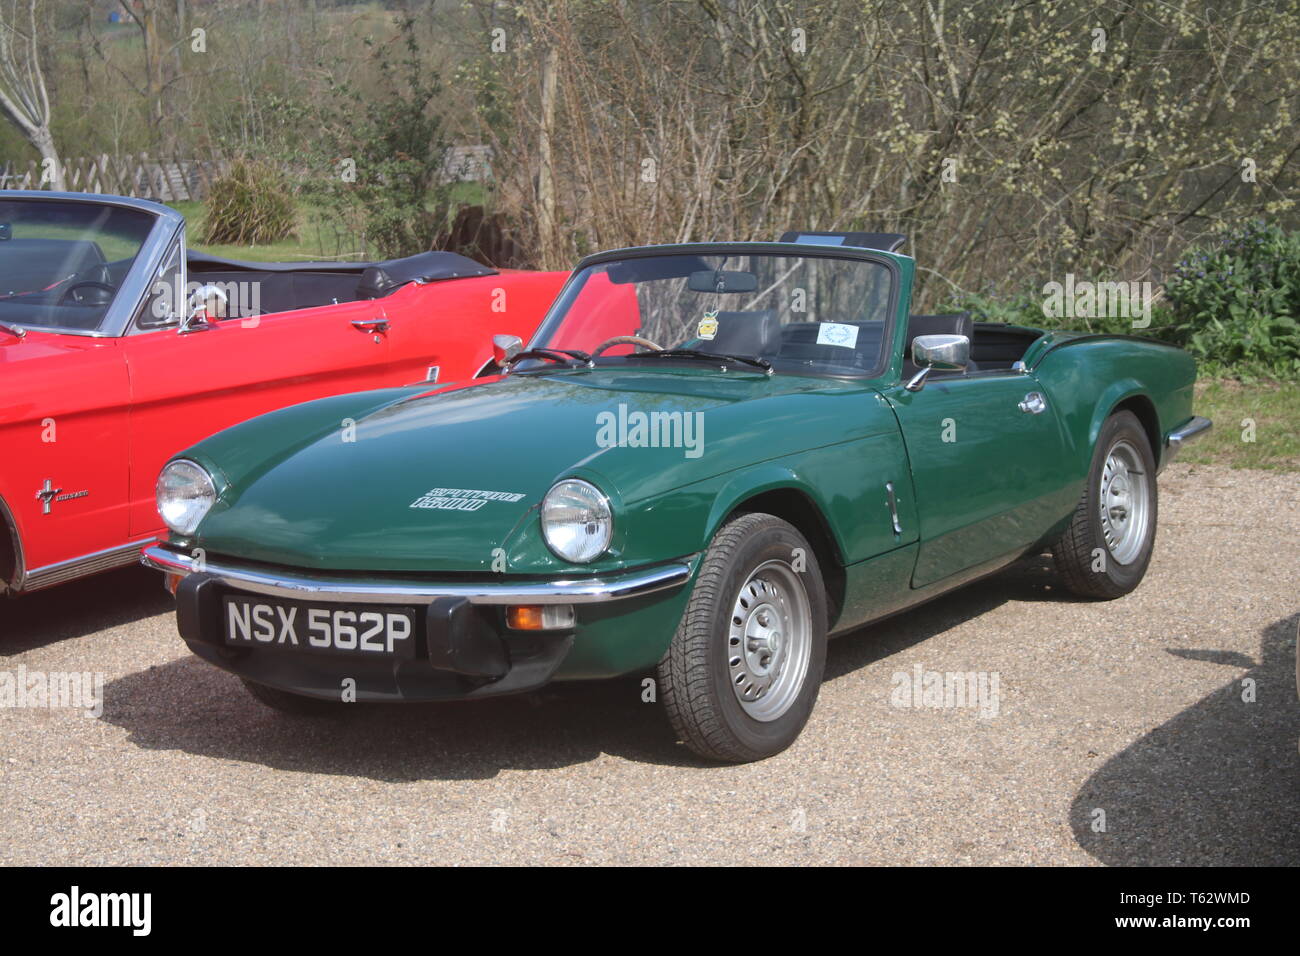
[0,191,566,596]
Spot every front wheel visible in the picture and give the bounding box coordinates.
[657,512,828,762]
[1053,409,1158,599]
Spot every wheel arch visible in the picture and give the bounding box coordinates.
[1087,379,1162,468]
[1111,394,1162,465]
[0,492,25,595]
[703,470,847,627]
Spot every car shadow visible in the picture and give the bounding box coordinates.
[95,554,1068,780]
[0,565,172,652]
[100,659,692,779]
[1069,611,1300,865]
[825,552,1072,680]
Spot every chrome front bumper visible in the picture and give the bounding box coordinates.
[140,544,694,606]
[1164,416,1213,466]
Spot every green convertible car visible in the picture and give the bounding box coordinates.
[144,232,1211,762]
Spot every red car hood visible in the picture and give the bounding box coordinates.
[0,327,114,363]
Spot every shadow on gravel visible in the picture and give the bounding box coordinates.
[99,660,693,779]
[0,565,172,651]
[826,552,1074,680]
[1070,611,1300,865]
[96,554,1075,781]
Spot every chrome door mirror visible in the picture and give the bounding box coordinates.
[905,333,969,391]
[179,283,230,334]
[178,310,212,334]
[492,334,523,366]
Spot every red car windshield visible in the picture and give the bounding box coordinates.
[529,251,894,377]
[0,199,155,334]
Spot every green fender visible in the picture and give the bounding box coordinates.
[1085,377,1151,469]
[702,463,849,565]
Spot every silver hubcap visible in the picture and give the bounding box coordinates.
[727,560,812,722]
[1098,439,1150,565]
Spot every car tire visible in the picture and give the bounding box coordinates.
[1053,410,1158,599]
[240,678,354,716]
[657,512,828,763]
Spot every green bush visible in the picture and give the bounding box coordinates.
[935,289,1134,335]
[1163,222,1300,378]
[201,159,298,246]
[938,222,1300,381]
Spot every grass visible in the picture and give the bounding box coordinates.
[1179,378,1300,471]
[170,183,487,263]
[15,222,142,262]
[168,199,366,263]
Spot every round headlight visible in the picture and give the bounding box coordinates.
[156,459,217,535]
[541,479,612,563]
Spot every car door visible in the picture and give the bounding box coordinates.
[120,239,394,538]
[884,369,1072,587]
[381,271,569,385]
[1,340,132,581]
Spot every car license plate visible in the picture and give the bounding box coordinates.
[222,595,418,659]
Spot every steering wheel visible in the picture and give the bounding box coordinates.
[590,335,663,358]
[57,281,115,307]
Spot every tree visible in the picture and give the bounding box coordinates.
[116,0,167,144]
[461,0,1299,300]
[309,15,453,260]
[0,0,64,189]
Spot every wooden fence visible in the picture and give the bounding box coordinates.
[0,153,229,201]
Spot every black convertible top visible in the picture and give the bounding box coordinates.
[187,249,497,298]
[184,249,499,313]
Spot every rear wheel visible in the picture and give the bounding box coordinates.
[1053,410,1158,599]
[240,678,354,716]
[657,512,828,762]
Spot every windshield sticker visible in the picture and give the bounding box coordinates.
[697,310,719,340]
[816,322,859,348]
[410,488,525,512]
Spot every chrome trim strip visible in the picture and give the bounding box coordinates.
[141,544,694,606]
[1165,416,1212,464]
[23,538,157,592]
[0,189,184,218]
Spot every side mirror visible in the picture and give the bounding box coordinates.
[905,333,969,391]
[492,334,523,366]
[177,311,209,334]
[179,283,228,334]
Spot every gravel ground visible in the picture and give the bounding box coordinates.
[1,462,1296,866]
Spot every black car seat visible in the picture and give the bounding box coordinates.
[699,309,781,358]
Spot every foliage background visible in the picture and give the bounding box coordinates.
[2,0,1298,377]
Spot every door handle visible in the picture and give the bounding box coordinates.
[352,318,389,334]
[1018,391,1047,414]
[885,481,902,536]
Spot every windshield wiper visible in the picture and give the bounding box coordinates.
[0,322,26,340]
[634,348,772,373]
[505,347,592,370]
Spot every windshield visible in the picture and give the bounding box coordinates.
[0,199,156,334]
[529,251,894,377]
